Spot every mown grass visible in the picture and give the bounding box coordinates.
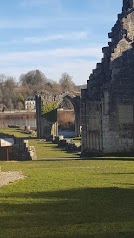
[0,128,78,159]
[0,160,134,238]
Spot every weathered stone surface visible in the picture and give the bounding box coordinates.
[0,133,35,160]
[81,0,134,156]
[35,93,81,139]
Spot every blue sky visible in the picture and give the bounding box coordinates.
[0,0,122,85]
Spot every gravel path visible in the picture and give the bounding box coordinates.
[0,171,26,188]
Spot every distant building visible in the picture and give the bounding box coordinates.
[25,97,36,110]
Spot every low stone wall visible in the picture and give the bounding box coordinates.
[52,136,81,153]
[11,138,37,161]
[0,133,37,161]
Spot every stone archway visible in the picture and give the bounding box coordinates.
[35,92,80,139]
[57,92,81,137]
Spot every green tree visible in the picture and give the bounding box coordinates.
[1,77,17,109]
[18,93,24,102]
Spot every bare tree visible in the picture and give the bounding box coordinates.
[19,70,50,96]
[59,73,76,92]
[17,101,24,110]
[1,77,17,109]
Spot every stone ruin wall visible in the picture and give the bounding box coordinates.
[81,1,134,155]
[0,133,36,161]
[36,93,81,139]
[35,94,58,139]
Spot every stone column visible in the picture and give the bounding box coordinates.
[51,121,58,137]
[75,111,81,137]
[81,101,87,153]
[101,90,112,154]
[35,95,42,139]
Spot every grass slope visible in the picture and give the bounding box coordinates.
[0,160,134,238]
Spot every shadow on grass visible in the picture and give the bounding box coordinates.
[103,173,134,175]
[41,143,79,158]
[82,157,134,162]
[17,135,37,140]
[0,187,134,238]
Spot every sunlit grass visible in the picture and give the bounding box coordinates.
[0,128,78,159]
[0,127,25,138]
[0,160,134,238]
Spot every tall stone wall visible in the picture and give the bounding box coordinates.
[81,0,134,156]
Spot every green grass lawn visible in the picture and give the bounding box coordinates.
[0,128,78,159]
[0,160,134,238]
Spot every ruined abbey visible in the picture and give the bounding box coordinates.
[36,92,80,139]
[81,0,134,156]
[35,1,134,157]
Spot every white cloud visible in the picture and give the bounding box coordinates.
[0,47,102,63]
[0,0,122,87]
[0,60,98,85]
[43,61,97,85]
[20,0,63,14]
[20,0,60,7]
[0,18,44,29]
[0,32,89,48]
[0,12,115,29]
[23,32,89,44]
[0,46,102,85]
[21,0,48,5]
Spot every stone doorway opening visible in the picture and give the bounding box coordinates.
[36,93,81,139]
[58,97,75,138]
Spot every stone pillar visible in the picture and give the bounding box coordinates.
[81,101,87,153]
[35,95,42,139]
[86,102,90,150]
[75,112,81,137]
[101,91,113,154]
[51,121,58,137]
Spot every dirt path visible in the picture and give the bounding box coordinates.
[0,171,26,187]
